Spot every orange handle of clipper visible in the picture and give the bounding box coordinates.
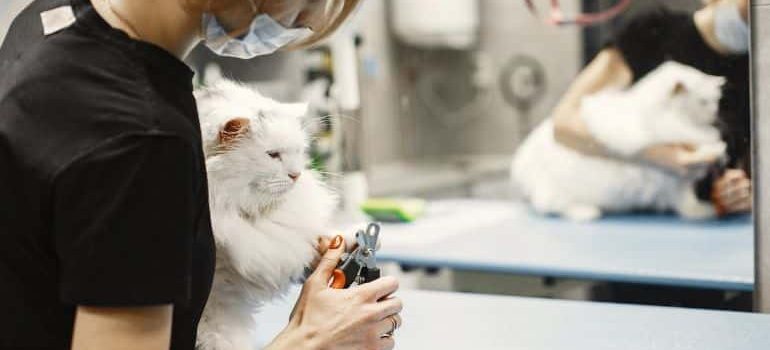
[331,269,347,289]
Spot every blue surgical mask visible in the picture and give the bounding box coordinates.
[202,13,313,59]
[713,2,749,54]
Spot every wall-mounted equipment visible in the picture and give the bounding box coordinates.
[390,0,479,49]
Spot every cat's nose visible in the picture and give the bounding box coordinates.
[288,172,301,182]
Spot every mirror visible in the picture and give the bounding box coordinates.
[348,0,754,311]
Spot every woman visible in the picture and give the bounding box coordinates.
[551,0,751,216]
[0,0,402,349]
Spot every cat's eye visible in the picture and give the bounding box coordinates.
[267,151,282,160]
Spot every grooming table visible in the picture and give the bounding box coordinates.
[376,200,753,291]
[254,287,770,349]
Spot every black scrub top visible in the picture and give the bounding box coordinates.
[608,5,751,198]
[0,0,214,349]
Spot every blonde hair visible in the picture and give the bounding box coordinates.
[287,0,360,49]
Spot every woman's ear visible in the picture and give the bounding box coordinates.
[219,117,251,148]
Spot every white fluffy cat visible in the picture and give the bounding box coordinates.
[195,80,338,350]
[512,61,727,221]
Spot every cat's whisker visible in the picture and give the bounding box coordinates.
[323,113,361,124]
[315,171,344,178]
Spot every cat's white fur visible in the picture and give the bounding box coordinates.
[512,61,727,221]
[195,80,338,350]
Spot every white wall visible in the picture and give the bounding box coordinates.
[1,0,34,45]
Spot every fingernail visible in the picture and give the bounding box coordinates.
[329,235,343,249]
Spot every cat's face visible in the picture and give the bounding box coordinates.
[197,81,310,203]
[233,114,307,197]
[653,62,726,126]
[669,75,725,126]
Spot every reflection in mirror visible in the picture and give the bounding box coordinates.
[515,0,752,222]
[355,0,753,312]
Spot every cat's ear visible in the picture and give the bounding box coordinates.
[218,117,251,148]
[671,81,687,96]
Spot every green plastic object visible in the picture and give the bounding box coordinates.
[361,198,426,223]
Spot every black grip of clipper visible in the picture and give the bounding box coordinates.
[363,267,381,284]
[340,260,362,289]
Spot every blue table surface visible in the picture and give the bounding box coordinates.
[377,200,754,291]
[254,287,770,350]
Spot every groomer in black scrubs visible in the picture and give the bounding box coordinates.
[551,0,751,216]
[0,0,402,349]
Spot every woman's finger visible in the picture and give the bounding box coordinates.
[317,236,332,257]
[375,315,400,337]
[721,200,752,215]
[722,197,752,211]
[379,336,396,350]
[374,297,404,320]
[308,235,345,286]
[719,182,751,204]
[722,195,753,212]
[728,175,749,186]
[724,168,748,178]
[679,146,719,167]
[734,201,753,212]
[717,169,749,189]
[308,236,332,271]
[356,276,399,302]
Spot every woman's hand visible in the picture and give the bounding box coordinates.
[311,235,354,272]
[640,143,722,177]
[267,236,403,350]
[712,169,752,216]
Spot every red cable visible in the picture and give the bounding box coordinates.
[525,0,633,27]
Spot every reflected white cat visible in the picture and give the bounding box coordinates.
[512,61,727,221]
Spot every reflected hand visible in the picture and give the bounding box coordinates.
[712,169,752,216]
[640,143,722,177]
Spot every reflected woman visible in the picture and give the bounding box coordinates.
[551,0,751,216]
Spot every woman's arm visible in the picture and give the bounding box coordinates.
[71,305,173,350]
[552,47,633,157]
[551,47,723,175]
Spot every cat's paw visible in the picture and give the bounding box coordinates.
[563,206,602,222]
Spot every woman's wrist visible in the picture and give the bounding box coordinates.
[265,323,325,350]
